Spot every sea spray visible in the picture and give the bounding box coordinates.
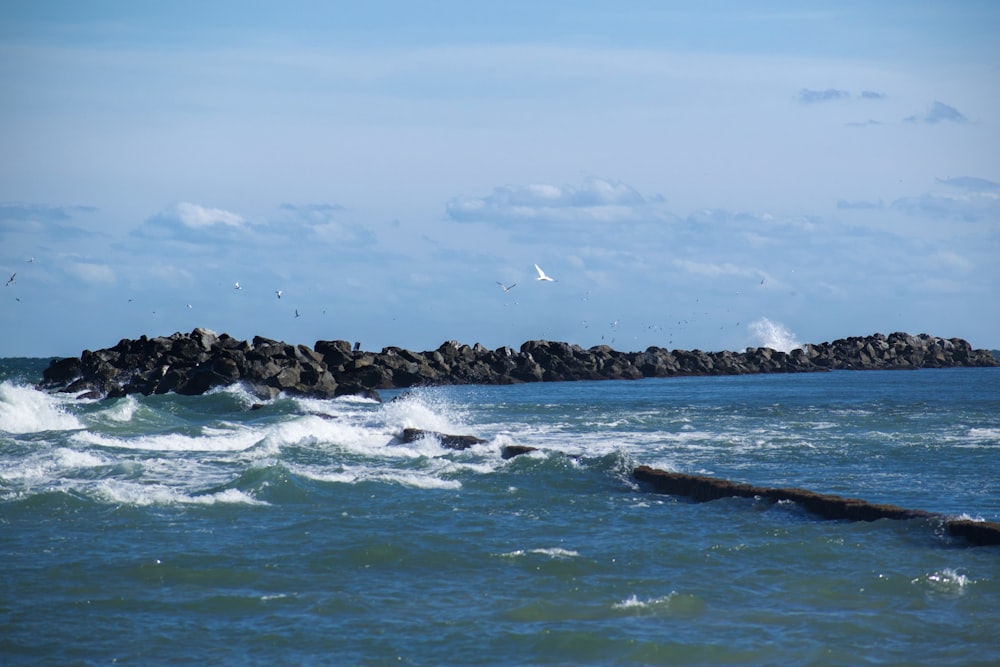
[0,381,84,433]
[748,317,802,353]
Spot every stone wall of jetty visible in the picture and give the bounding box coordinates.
[37,328,998,400]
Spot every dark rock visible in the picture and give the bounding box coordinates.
[40,357,82,388]
[36,330,998,400]
[633,465,1000,547]
[501,445,539,459]
[400,428,487,450]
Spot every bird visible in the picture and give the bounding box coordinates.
[234,282,242,290]
[275,290,282,299]
[5,273,14,287]
[496,282,516,292]
[534,264,555,282]
[295,309,300,318]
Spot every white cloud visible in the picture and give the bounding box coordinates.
[172,202,247,228]
[66,261,115,285]
[904,100,967,124]
[446,177,671,226]
[673,259,754,278]
[798,88,849,104]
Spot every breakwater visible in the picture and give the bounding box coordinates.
[633,465,1000,547]
[38,328,998,400]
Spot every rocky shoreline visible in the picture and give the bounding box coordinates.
[37,328,998,400]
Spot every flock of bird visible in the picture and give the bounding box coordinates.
[7,257,758,350]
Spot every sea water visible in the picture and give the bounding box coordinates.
[1,358,998,665]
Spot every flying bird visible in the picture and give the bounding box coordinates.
[534,264,555,282]
[234,282,242,290]
[295,309,300,318]
[5,273,14,287]
[275,290,282,299]
[496,282,516,292]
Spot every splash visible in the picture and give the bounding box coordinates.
[747,317,802,353]
[0,381,84,434]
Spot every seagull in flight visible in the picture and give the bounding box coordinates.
[295,309,300,318]
[534,264,555,282]
[234,282,242,290]
[5,273,15,287]
[496,282,516,292]
[275,290,282,299]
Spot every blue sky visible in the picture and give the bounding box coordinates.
[2,1,998,357]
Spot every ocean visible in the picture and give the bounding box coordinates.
[1,358,998,666]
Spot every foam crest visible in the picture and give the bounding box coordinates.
[913,568,972,594]
[0,381,84,434]
[613,593,677,609]
[289,463,462,490]
[499,547,580,559]
[747,317,802,352]
[379,390,471,436]
[71,426,262,452]
[263,414,390,453]
[102,396,139,423]
[94,480,268,506]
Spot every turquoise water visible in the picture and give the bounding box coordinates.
[1,360,998,665]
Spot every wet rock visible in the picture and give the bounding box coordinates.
[37,330,997,400]
[632,465,1000,547]
[400,428,487,450]
[500,445,539,460]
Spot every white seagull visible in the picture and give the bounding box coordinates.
[534,264,555,282]
[234,282,242,290]
[496,282,516,292]
[275,290,282,299]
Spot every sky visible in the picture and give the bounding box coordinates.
[2,1,999,358]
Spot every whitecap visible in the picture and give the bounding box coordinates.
[288,462,462,490]
[102,395,139,423]
[497,547,579,559]
[71,426,262,452]
[913,568,972,594]
[613,593,675,609]
[94,480,268,506]
[0,381,84,434]
[378,389,471,437]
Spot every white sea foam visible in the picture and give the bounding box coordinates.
[747,317,802,352]
[913,568,972,594]
[499,547,580,559]
[102,395,139,422]
[379,390,471,436]
[613,593,677,609]
[94,480,267,506]
[289,462,462,490]
[0,381,84,433]
[54,447,108,468]
[72,426,262,452]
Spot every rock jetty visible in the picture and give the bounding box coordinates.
[633,465,1000,547]
[38,328,998,400]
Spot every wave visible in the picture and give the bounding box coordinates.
[0,381,84,434]
[93,479,268,506]
[71,427,264,453]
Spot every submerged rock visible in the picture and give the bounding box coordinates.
[400,428,487,451]
[633,465,1000,547]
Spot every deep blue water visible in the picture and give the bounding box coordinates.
[1,360,998,665]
